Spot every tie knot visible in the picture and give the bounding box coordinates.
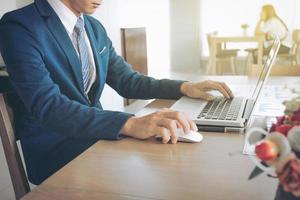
[74,18,84,35]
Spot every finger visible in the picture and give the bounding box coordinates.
[157,118,179,144]
[214,82,230,99]
[183,112,198,131]
[176,121,183,129]
[209,82,230,99]
[155,127,171,144]
[219,82,234,98]
[162,111,191,133]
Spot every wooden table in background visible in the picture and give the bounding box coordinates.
[21,76,299,200]
[207,36,264,75]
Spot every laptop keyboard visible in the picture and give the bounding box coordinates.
[197,97,243,121]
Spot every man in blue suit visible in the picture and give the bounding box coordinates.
[0,0,233,184]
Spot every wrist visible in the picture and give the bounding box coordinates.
[120,117,135,136]
[180,82,192,96]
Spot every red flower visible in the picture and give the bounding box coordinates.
[291,113,300,122]
[275,124,293,136]
[270,116,288,133]
[293,109,300,116]
[278,116,288,125]
[269,114,300,136]
[276,154,300,197]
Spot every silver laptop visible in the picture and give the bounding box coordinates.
[170,38,281,132]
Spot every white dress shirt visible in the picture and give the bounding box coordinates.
[261,17,292,48]
[47,0,96,94]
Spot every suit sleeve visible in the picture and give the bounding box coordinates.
[105,36,186,100]
[0,15,132,140]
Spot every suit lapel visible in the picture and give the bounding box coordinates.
[35,0,85,97]
[84,17,104,103]
[45,16,85,96]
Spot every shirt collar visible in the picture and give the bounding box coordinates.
[47,0,84,35]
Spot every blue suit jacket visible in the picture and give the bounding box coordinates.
[0,0,184,184]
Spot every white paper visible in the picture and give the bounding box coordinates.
[253,85,296,116]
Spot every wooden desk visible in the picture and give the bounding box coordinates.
[22,76,300,200]
[22,133,277,200]
[207,36,264,75]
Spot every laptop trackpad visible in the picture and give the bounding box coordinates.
[170,97,207,119]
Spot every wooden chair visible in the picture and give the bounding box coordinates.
[246,30,300,68]
[277,29,300,66]
[121,27,148,105]
[206,33,239,75]
[0,71,30,199]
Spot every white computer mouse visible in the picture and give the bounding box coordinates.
[156,128,203,143]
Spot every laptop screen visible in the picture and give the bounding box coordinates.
[250,38,281,102]
[247,37,281,116]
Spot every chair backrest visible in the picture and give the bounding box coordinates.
[121,27,148,75]
[0,73,30,199]
[292,29,300,43]
[121,27,148,105]
[291,29,300,56]
[206,32,222,55]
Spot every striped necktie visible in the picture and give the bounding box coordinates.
[73,17,92,94]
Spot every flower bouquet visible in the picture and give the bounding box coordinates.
[246,91,300,199]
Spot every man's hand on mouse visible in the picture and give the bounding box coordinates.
[120,109,198,144]
[180,80,234,101]
[121,80,233,144]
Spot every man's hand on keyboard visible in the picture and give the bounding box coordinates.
[180,80,234,101]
